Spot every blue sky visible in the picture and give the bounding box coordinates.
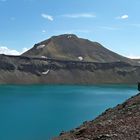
[0,0,140,58]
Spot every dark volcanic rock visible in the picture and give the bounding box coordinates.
[0,54,140,84]
[53,93,140,140]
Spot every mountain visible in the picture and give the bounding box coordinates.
[22,34,133,63]
[133,59,140,63]
[53,92,140,140]
[0,34,140,84]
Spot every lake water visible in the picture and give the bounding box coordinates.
[0,85,137,140]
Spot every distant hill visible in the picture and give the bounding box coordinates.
[22,34,134,64]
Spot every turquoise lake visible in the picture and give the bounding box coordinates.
[0,85,137,140]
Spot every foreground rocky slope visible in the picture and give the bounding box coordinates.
[0,54,140,84]
[53,92,140,140]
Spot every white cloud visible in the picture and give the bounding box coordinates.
[0,46,29,55]
[42,30,47,33]
[116,14,129,20]
[121,15,129,19]
[41,13,53,21]
[61,13,96,18]
[21,47,28,53]
[127,55,140,59]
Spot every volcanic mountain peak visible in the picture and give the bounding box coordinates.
[23,34,131,63]
[34,34,79,47]
[51,34,78,39]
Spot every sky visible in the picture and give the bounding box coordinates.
[0,0,140,58]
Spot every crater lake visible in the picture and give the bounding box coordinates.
[0,85,137,140]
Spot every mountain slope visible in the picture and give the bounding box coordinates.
[0,54,140,84]
[53,92,140,140]
[22,34,133,63]
[0,34,139,84]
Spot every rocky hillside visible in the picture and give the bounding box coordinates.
[0,54,140,84]
[22,34,134,63]
[0,34,140,84]
[133,59,140,63]
[53,92,140,140]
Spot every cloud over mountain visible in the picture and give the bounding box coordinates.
[0,46,28,55]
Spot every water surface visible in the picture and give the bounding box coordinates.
[0,85,137,140]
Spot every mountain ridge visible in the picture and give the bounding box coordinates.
[22,34,134,64]
[0,34,139,84]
